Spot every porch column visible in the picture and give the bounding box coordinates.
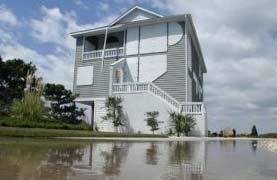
[101,27,109,71]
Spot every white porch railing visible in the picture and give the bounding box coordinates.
[83,47,124,60]
[180,102,205,114]
[112,82,205,114]
[112,82,149,93]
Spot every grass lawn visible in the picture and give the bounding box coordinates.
[0,126,168,138]
[0,116,92,130]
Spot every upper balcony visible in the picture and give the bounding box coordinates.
[83,31,125,60]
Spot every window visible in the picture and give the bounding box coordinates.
[76,66,94,86]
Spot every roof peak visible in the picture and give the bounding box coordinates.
[109,6,163,26]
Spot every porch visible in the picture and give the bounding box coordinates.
[82,30,125,60]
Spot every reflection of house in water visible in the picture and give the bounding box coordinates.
[71,141,206,180]
[161,141,206,180]
[72,142,131,180]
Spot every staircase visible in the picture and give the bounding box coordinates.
[112,82,205,115]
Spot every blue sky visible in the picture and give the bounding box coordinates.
[0,0,277,133]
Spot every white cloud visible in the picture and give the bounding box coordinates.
[151,0,277,133]
[30,6,117,51]
[0,29,74,88]
[1,5,118,89]
[0,4,18,26]
[73,0,88,9]
[99,2,110,13]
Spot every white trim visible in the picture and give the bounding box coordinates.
[70,15,186,38]
[75,97,106,102]
[82,36,85,61]
[110,6,163,26]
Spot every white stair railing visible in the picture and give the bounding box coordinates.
[112,82,204,114]
[148,83,180,110]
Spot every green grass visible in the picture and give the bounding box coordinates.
[0,116,92,130]
[0,126,167,138]
[259,133,277,138]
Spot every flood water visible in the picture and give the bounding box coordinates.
[0,138,276,180]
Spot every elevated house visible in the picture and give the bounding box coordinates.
[70,6,207,136]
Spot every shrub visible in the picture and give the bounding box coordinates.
[0,116,91,130]
[145,111,159,134]
[102,96,124,131]
[169,112,196,137]
[43,83,85,124]
[211,132,218,137]
[168,128,174,136]
[11,91,45,121]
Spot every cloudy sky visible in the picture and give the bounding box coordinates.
[0,0,276,133]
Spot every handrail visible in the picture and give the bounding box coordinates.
[112,82,205,114]
[149,83,180,110]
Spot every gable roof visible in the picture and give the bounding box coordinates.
[109,6,163,26]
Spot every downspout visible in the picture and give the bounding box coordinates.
[101,27,109,71]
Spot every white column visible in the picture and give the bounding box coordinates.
[102,27,108,71]
[81,36,86,61]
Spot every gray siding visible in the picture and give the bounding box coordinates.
[154,22,187,102]
[73,37,115,98]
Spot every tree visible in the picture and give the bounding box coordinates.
[0,58,36,115]
[232,129,236,137]
[43,83,84,124]
[251,125,258,137]
[211,132,218,137]
[219,130,223,137]
[145,111,159,134]
[102,96,124,131]
[169,112,196,137]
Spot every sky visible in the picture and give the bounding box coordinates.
[0,0,276,133]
